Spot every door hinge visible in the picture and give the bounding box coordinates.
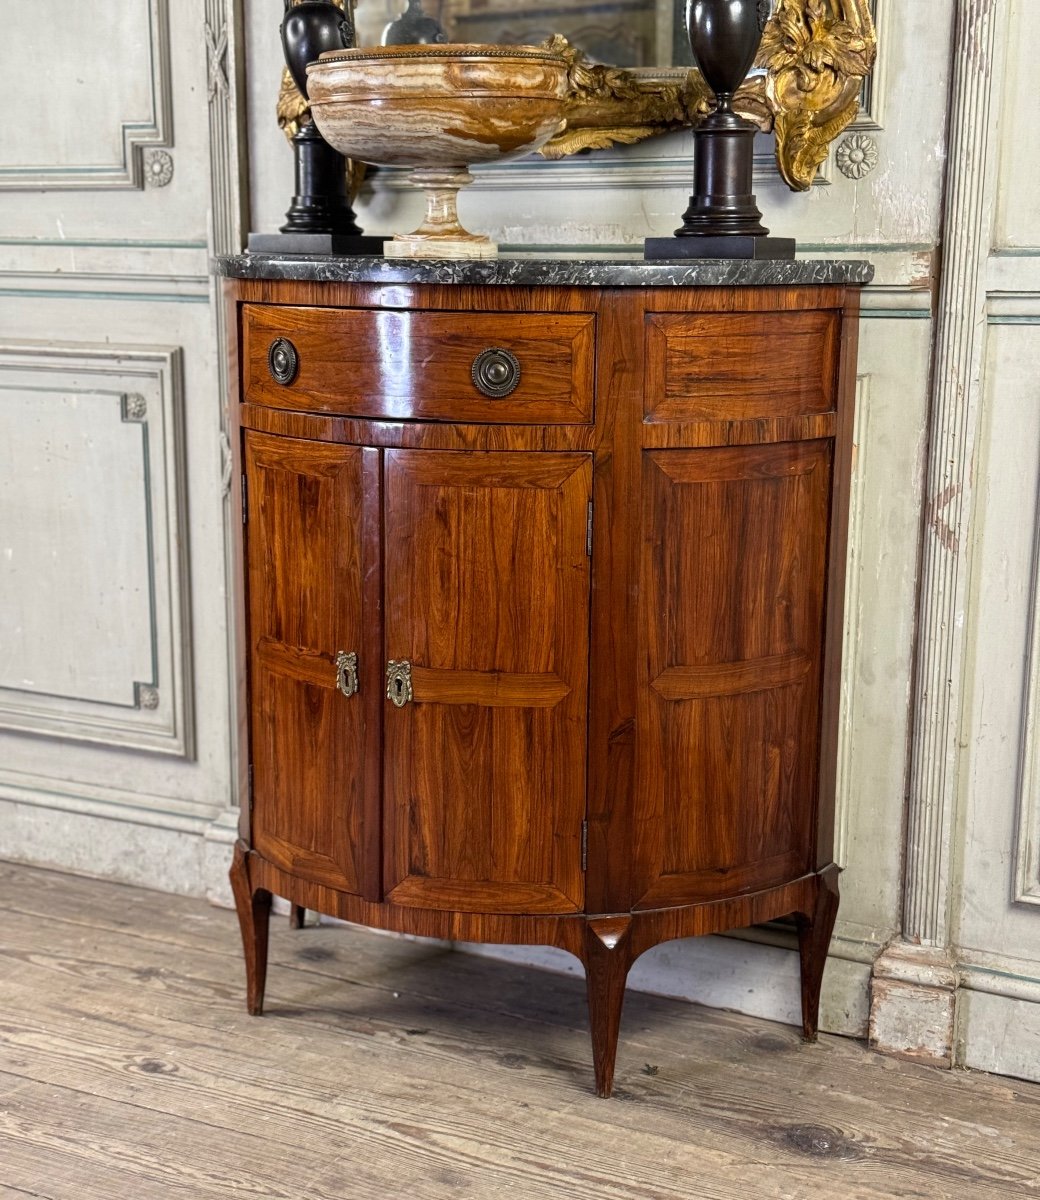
[581,819,588,872]
[247,763,254,811]
[241,474,248,525]
[586,501,593,557]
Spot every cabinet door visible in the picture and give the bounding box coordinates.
[383,450,591,914]
[633,441,832,909]
[244,431,375,896]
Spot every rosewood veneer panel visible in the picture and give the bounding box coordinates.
[382,449,592,914]
[633,441,832,909]
[242,303,596,424]
[244,431,372,896]
[644,309,839,422]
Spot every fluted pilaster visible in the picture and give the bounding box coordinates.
[206,0,248,260]
[903,0,1009,946]
[206,0,249,809]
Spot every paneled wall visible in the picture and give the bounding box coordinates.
[7,0,1040,1083]
[945,0,1040,1078]
[0,0,246,898]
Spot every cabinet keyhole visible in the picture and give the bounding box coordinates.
[386,660,413,707]
[335,651,358,698]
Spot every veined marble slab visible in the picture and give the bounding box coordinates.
[215,252,874,288]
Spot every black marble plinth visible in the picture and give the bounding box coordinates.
[248,232,386,256]
[644,235,796,261]
[214,253,874,290]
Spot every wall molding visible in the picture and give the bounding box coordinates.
[0,273,208,300]
[987,250,1040,309]
[371,145,827,196]
[1015,489,1040,905]
[0,0,173,191]
[0,794,237,907]
[728,922,885,968]
[988,292,1040,324]
[0,287,209,305]
[860,284,933,318]
[0,342,194,756]
[960,961,1040,1005]
[0,238,206,250]
[834,374,872,870]
[853,0,890,131]
[0,768,223,834]
[0,241,209,298]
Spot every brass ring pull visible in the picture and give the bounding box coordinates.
[268,337,299,386]
[386,660,413,707]
[471,347,520,398]
[335,651,358,698]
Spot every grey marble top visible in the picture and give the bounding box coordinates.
[215,252,874,288]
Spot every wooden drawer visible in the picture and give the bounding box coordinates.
[242,304,595,423]
[645,309,840,422]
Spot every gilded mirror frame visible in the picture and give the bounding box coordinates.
[278,0,876,192]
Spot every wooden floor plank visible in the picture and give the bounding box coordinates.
[0,988,749,1200]
[0,1074,357,1200]
[4,862,1040,1199]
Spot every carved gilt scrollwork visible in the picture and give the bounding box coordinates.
[757,0,877,189]
[540,0,876,191]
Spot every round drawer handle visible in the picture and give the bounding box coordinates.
[268,337,299,386]
[472,347,520,398]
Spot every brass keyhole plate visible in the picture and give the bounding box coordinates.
[386,659,413,707]
[335,650,358,698]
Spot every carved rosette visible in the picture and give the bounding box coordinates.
[122,393,148,422]
[836,132,878,179]
[143,149,174,188]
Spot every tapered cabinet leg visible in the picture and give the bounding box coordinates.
[229,841,273,1016]
[796,865,840,1042]
[583,917,634,1098]
[289,904,307,930]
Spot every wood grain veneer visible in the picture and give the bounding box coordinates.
[242,303,596,424]
[644,309,839,422]
[226,275,863,1097]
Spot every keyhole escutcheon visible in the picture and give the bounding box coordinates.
[335,651,358,698]
[386,660,413,707]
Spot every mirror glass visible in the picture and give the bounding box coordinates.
[353,0,698,68]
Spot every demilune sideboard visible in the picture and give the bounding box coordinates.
[216,253,872,1097]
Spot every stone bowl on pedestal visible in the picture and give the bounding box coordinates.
[306,44,569,259]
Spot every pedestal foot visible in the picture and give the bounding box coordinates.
[289,904,307,930]
[385,167,498,259]
[229,841,272,1016]
[795,865,840,1041]
[583,917,634,1098]
[383,235,497,260]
